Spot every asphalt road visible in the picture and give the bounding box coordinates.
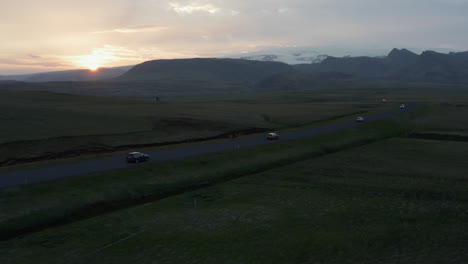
[0,103,416,189]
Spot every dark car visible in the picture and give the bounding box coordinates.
[126,152,150,163]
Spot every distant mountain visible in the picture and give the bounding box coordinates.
[0,66,134,82]
[225,46,393,65]
[225,46,458,65]
[115,58,293,83]
[394,50,468,83]
[2,49,467,99]
[256,48,468,91]
[294,48,468,84]
[386,48,419,65]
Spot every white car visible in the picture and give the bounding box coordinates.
[400,104,406,109]
[266,132,280,140]
[356,116,365,122]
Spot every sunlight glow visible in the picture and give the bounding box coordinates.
[72,46,123,70]
[69,45,202,70]
[74,54,104,70]
[88,65,99,71]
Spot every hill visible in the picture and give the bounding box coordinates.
[256,71,357,91]
[0,66,134,82]
[115,58,293,83]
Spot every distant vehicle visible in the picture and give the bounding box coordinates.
[400,104,406,108]
[356,116,365,122]
[126,152,150,163]
[266,132,280,140]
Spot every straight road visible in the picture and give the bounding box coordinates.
[0,103,416,189]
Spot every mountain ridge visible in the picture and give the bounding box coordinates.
[1,48,467,100]
[0,66,134,82]
[115,58,294,83]
[294,48,468,83]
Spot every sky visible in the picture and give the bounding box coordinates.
[1,0,468,74]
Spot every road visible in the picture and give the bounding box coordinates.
[0,103,416,189]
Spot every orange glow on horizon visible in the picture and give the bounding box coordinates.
[88,65,99,71]
[73,53,107,71]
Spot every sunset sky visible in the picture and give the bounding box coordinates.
[1,0,468,74]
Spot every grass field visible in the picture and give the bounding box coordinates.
[0,88,394,164]
[2,85,466,165]
[1,85,468,263]
[410,104,468,134]
[1,137,467,263]
[0,119,409,241]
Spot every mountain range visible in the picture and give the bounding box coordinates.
[256,48,468,91]
[0,48,467,99]
[0,46,416,82]
[296,49,468,82]
[225,46,392,64]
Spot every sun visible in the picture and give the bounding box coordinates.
[73,47,123,71]
[74,54,103,71]
[88,65,100,71]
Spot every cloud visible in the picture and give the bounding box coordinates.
[2,0,468,74]
[0,56,68,68]
[170,3,219,14]
[92,25,168,34]
[66,45,200,69]
[169,2,238,15]
[28,54,43,59]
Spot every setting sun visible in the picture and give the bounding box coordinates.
[88,65,99,71]
[74,55,101,70]
[73,53,110,71]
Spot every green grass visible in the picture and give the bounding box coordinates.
[0,104,388,175]
[1,85,468,262]
[0,88,382,144]
[409,104,468,134]
[0,118,409,241]
[0,88,395,164]
[1,137,467,263]
[3,85,467,165]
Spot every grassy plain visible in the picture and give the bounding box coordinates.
[1,137,467,263]
[1,85,468,263]
[0,119,408,240]
[0,88,394,164]
[3,85,466,165]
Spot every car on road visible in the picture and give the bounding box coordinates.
[356,116,365,122]
[126,152,150,163]
[267,132,280,140]
[400,104,406,108]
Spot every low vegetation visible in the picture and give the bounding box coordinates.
[410,104,468,134]
[1,85,468,263]
[1,137,467,263]
[0,88,394,164]
[0,118,408,241]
